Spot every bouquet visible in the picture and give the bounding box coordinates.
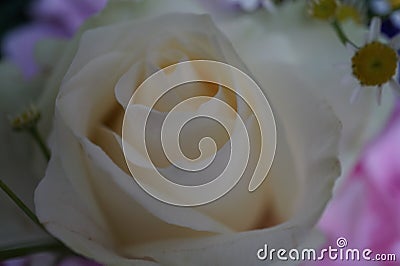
[0,0,399,265]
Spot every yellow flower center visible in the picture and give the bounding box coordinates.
[9,105,41,131]
[390,0,400,9]
[352,42,398,86]
[336,5,362,24]
[308,0,338,20]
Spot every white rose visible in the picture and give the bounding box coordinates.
[33,1,344,265]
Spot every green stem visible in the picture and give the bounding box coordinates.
[0,179,45,231]
[331,20,359,48]
[28,126,51,161]
[0,242,68,260]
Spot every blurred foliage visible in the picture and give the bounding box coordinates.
[0,0,32,58]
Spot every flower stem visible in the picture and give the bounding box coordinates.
[0,241,67,260]
[28,126,51,161]
[8,104,51,161]
[331,20,359,48]
[0,179,45,231]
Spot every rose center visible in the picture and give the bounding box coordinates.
[351,41,397,86]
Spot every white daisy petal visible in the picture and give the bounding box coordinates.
[262,0,277,13]
[376,86,383,105]
[390,34,400,50]
[389,78,400,94]
[333,62,351,70]
[341,74,354,86]
[350,86,362,104]
[238,0,260,12]
[368,17,382,43]
[346,42,357,54]
[391,10,400,28]
[371,0,391,15]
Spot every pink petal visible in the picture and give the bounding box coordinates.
[315,100,400,264]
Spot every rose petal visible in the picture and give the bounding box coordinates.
[113,61,342,264]
[35,155,119,263]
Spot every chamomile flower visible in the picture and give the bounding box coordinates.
[308,0,365,23]
[226,0,277,12]
[308,0,339,21]
[336,0,366,24]
[341,17,400,104]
